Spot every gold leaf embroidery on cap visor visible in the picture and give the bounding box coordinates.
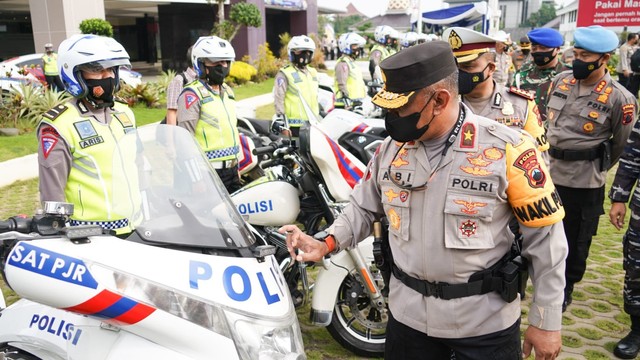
[372,89,416,109]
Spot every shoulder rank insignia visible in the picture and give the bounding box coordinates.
[223,84,235,100]
[42,104,69,121]
[594,80,607,93]
[508,86,534,101]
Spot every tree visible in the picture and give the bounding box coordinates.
[209,1,262,41]
[357,21,373,33]
[79,18,114,37]
[523,3,556,28]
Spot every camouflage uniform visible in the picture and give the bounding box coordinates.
[513,61,568,123]
[610,118,640,317]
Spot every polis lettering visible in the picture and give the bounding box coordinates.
[587,101,610,113]
[513,192,562,222]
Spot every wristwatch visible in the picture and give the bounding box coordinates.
[313,231,337,253]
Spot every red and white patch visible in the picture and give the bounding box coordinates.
[184,91,198,109]
[459,219,477,237]
[399,191,409,202]
[92,86,105,97]
[623,104,635,125]
[41,136,58,159]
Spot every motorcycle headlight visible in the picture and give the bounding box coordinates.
[226,308,306,360]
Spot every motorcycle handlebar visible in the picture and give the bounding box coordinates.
[0,216,32,234]
[252,143,279,156]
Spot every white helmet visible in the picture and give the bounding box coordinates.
[374,25,396,44]
[338,32,366,55]
[58,34,130,98]
[288,35,315,56]
[400,32,419,48]
[416,33,430,44]
[191,36,236,77]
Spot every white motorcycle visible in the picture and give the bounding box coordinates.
[0,125,305,360]
[230,123,388,357]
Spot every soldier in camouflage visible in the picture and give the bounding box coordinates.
[610,116,640,359]
[512,28,568,124]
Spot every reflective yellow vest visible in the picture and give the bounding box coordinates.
[334,56,366,100]
[281,65,319,127]
[41,101,138,234]
[42,53,58,76]
[370,44,391,61]
[184,81,239,162]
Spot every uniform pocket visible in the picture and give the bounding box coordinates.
[443,190,497,249]
[381,185,411,241]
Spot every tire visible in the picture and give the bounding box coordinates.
[326,272,387,358]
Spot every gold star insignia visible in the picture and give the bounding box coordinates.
[463,130,473,141]
[391,157,409,168]
[384,189,399,202]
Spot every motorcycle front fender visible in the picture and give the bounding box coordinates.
[310,237,375,326]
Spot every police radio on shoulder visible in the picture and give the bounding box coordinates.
[313,231,337,253]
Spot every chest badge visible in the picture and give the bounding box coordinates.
[454,200,487,215]
[583,122,594,133]
[384,189,399,202]
[459,219,477,237]
[391,157,409,168]
[388,208,401,230]
[501,101,514,116]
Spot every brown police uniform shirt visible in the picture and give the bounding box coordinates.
[494,52,514,87]
[328,104,567,338]
[462,82,548,153]
[546,70,637,188]
[37,100,115,202]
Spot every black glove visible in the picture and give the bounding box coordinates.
[338,97,352,109]
[270,114,288,135]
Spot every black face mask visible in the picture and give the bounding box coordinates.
[458,64,490,95]
[84,77,116,108]
[572,55,604,80]
[206,64,230,85]
[385,92,436,142]
[350,48,361,58]
[532,50,556,66]
[293,51,312,67]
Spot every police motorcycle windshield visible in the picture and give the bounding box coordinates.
[110,124,256,249]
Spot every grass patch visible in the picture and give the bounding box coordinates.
[583,350,613,359]
[562,315,576,326]
[0,133,38,162]
[583,272,599,280]
[583,285,606,295]
[575,327,604,340]
[570,308,593,319]
[615,312,631,326]
[594,319,624,332]
[233,78,274,100]
[562,334,583,348]
[255,103,275,120]
[589,301,612,313]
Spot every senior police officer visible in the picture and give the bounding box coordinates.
[37,34,137,235]
[281,41,568,359]
[546,25,637,312]
[177,36,241,193]
[273,35,319,137]
[513,28,566,124]
[444,27,548,153]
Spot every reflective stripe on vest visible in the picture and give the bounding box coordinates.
[281,65,319,127]
[334,56,366,100]
[42,53,58,76]
[185,82,239,162]
[41,102,139,234]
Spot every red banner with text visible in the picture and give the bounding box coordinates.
[577,0,640,27]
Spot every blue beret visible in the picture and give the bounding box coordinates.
[527,28,563,48]
[574,26,619,53]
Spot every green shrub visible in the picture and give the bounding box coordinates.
[279,32,291,60]
[608,53,619,77]
[254,43,283,81]
[228,61,257,85]
[117,83,162,108]
[79,18,114,37]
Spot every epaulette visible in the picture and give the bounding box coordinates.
[223,84,235,100]
[508,86,534,101]
[42,104,68,121]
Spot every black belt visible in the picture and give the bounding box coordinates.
[548,145,601,161]
[391,263,498,300]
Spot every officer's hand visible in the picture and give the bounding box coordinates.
[522,326,561,359]
[278,225,327,262]
[610,202,628,230]
[271,115,289,136]
[624,70,632,78]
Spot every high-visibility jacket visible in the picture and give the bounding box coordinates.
[334,56,366,100]
[183,81,239,162]
[42,53,59,76]
[281,64,319,127]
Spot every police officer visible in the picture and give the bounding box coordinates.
[334,32,367,110]
[281,41,567,360]
[400,31,419,50]
[513,28,567,124]
[493,30,514,87]
[546,25,637,312]
[42,43,64,92]
[176,36,241,193]
[444,27,548,153]
[511,36,532,72]
[370,26,397,83]
[273,35,319,137]
[37,34,137,235]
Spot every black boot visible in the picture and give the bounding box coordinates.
[614,331,640,359]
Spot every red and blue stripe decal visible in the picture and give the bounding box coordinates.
[238,134,253,171]
[65,289,155,325]
[323,134,364,188]
[351,123,369,133]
